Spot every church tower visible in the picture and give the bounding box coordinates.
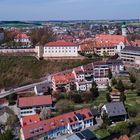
[121,22,127,37]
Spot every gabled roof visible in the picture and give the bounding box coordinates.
[95,34,129,45]
[0,98,8,105]
[21,114,40,126]
[16,33,29,39]
[121,46,140,54]
[53,71,75,85]
[18,95,52,108]
[22,108,94,139]
[45,40,77,47]
[119,135,129,140]
[103,102,127,117]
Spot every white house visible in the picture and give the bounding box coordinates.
[18,95,52,117]
[36,40,79,59]
[14,33,30,43]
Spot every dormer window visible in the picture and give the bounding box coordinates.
[51,122,55,126]
[29,129,34,134]
[39,127,44,131]
[34,128,39,133]
[68,118,73,123]
[60,119,64,123]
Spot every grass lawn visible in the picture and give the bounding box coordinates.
[74,90,108,109]
[95,129,110,138]
[125,92,140,123]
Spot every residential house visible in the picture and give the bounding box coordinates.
[83,63,94,82]
[20,108,97,140]
[18,95,53,117]
[34,82,52,96]
[110,91,121,102]
[105,59,124,75]
[52,70,76,92]
[73,66,93,91]
[0,98,8,108]
[93,62,109,89]
[75,81,92,91]
[101,102,128,122]
[15,33,30,44]
[73,66,85,82]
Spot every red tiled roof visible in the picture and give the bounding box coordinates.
[80,38,94,43]
[131,40,140,46]
[73,66,84,73]
[0,98,8,105]
[53,71,75,85]
[119,135,129,140]
[45,40,77,47]
[16,33,29,39]
[22,108,93,139]
[79,41,115,51]
[95,34,129,45]
[18,95,52,108]
[21,114,40,126]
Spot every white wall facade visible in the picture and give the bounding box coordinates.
[20,105,52,117]
[43,46,79,57]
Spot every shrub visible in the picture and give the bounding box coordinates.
[68,93,83,103]
[56,99,74,114]
[111,78,117,86]
[128,108,138,118]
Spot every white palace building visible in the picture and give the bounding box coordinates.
[36,40,80,59]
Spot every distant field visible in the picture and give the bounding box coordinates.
[0,56,93,89]
[128,22,140,26]
[0,23,38,28]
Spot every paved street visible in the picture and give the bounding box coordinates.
[0,80,51,98]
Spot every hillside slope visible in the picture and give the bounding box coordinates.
[0,56,94,89]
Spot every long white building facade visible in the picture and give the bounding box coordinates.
[36,40,79,59]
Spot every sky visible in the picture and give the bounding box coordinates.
[0,0,140,20]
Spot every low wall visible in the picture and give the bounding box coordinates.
[0,48,36,53]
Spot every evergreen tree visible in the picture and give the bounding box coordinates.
[108,69,113,79]
[107,83,112,92]
[117,80,125,93]
[48,87,52,95]
[111,78,117,86]
[106,92,111,102]
[0,129,13,140]
[101,111,111,127]
[120,92,126,103]
[90,81,99,99]
[129,74,136,83]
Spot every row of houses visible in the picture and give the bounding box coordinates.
[19,100,128,140]
[51,59,124,92]
[20,108,97,140]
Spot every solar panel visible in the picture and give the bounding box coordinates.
[68,118,73,122]
[75,113,83,120]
